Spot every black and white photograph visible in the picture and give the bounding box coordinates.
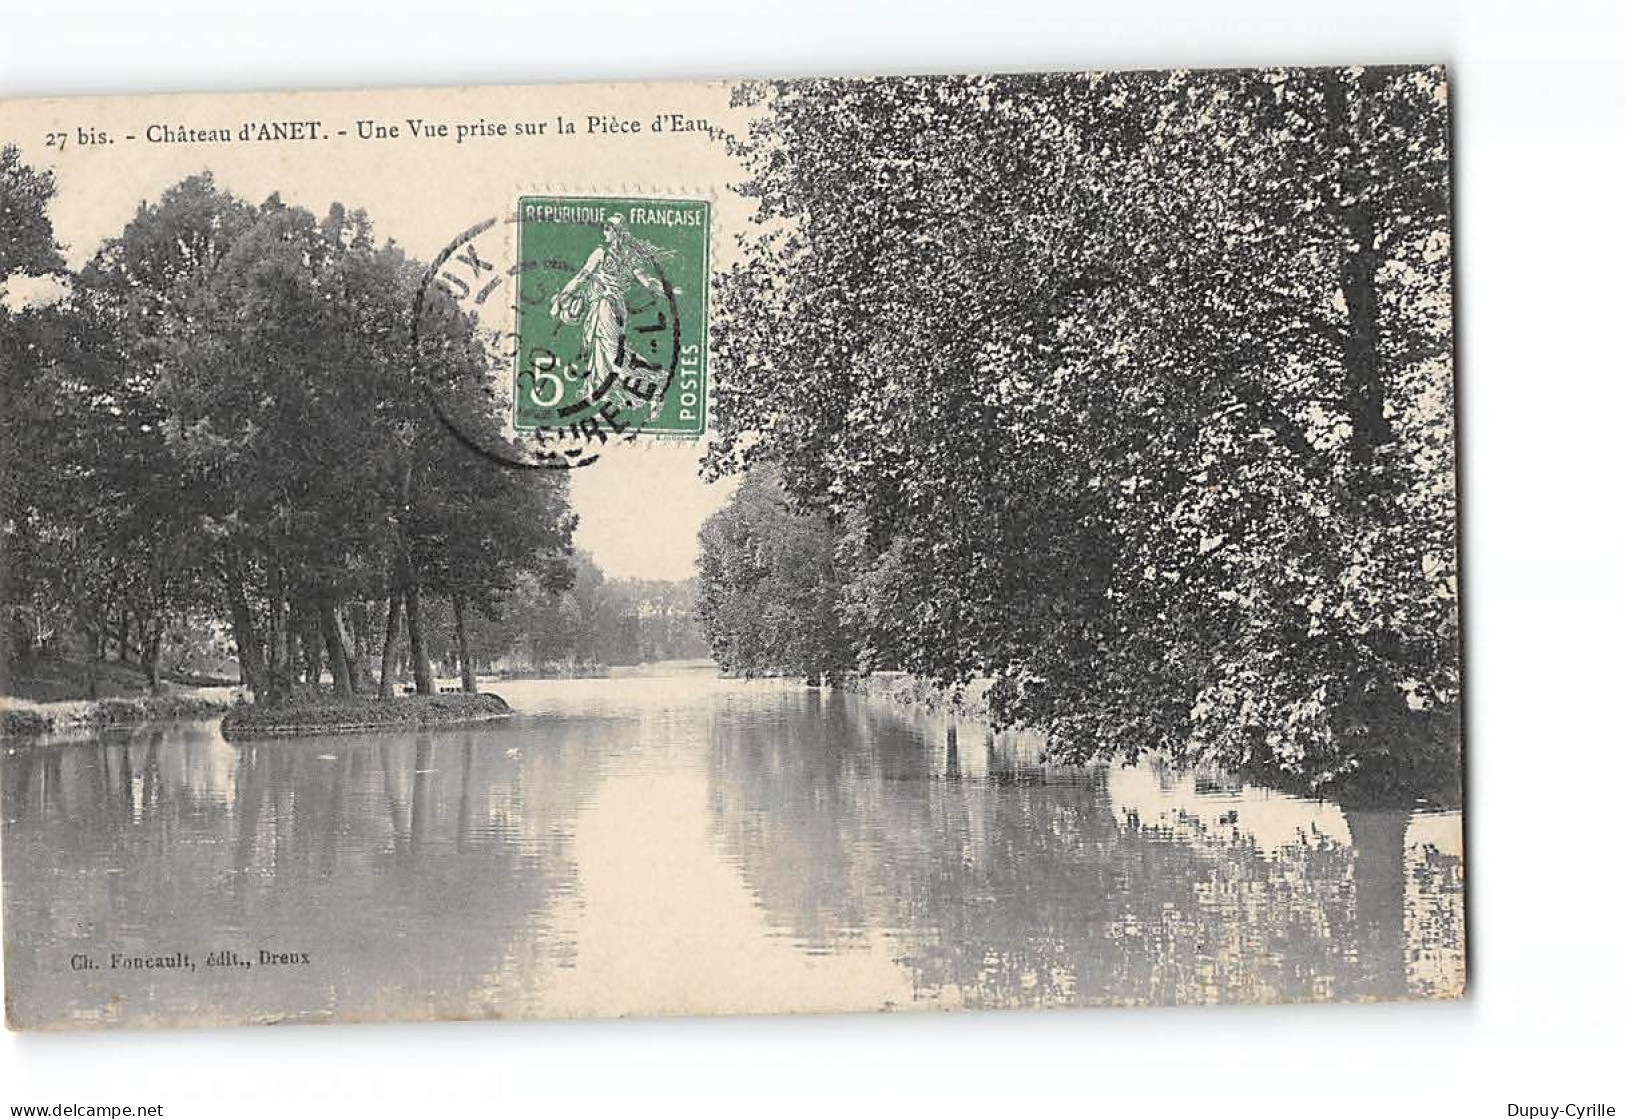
[1,64,1463,1028]
[0,1,1620,1116]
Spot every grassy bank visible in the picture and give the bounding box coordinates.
[0,693,232,739]
[220,692,512,740]
[4,656,166,704]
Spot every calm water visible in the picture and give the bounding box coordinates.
[2,666,1465,1028]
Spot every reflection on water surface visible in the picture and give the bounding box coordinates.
[2,668,1464,1028]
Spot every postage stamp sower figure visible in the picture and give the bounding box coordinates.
[514,196,710,438]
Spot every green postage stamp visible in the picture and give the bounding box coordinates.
[512,195,710,438]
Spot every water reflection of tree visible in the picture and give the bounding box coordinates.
[707,693,1464,1008]
[2,719,608,1028]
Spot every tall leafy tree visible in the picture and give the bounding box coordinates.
[0,144,68,683]
[4,169,577,704]
[709,68,1457,786]
[697,467,853,684]
[0,144,61,279]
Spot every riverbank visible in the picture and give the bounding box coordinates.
[0,692,233,739]
[220,693,513,739]
[838,671,1459,807]
[3,654,238,703]
[837,672,994,718]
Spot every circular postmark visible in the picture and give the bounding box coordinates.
[412,198,707,470]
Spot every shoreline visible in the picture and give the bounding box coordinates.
[832,671,1460,809]
[0,692,233,740]
[831,672,994,719]
[2,689,517,743]
[2,672,1458,808]
[219,693,514,741]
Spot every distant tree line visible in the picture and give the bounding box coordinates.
[1,151,577,703]
[459,552,710,675]
[696,469,850,686]
[698,68,1459,788]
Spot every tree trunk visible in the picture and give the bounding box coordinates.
[266,565,291,702]
[453,596,477,694]
[1323,69,1393,495]
[1341,203,1391,479]
[224,552,268,698]
[318,600,354,699]
[348,606,376,691]
[348,603,375,689]
[142,619,164,693]
[332,606,362,693]
[378,590,403,700]
[404,583,435,695]
[301,621,322,687]
[281,597,299,689]
[84,619,101,700]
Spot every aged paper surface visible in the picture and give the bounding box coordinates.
[0,71,1463,1029]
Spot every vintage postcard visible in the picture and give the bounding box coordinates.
[0,67,1464,1030]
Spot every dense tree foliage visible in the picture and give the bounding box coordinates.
[1,144,74,687]
[456,551,709,675]
[706,68,1458,786]
[696,468,853,684]
[2,162,578,703]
